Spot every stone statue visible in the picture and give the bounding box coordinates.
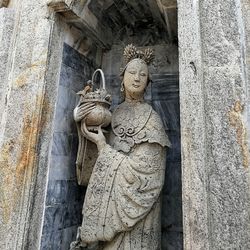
[71,45,171,250]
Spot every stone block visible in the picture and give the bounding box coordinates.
[162,195,183,230]
[54,107,71,133]
[51,132,72,156]
[161,231,183,250]
[46,179,84,206]
[66,180,85,203]
[43,205,65,234]
[40,225,78,250]
[48,155,75,181]
[163,161,182,196]
[178,0,250,249]
[71,134,79,162]
[153,100,180,131]
[165,133,181,162]
[0,8,14,121]
[62,43,95,74]
[46,180,69,205]
[43,203,83,235]
[61,226,78,250]
[59,63,86,93]
[57,85,77,112]
[63,202,83,228]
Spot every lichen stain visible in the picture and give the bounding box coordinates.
[228,101,249,168]
[0,93,50,224]
[0,140,15,224]
[15,115,37,181]
[15,74,28,88]
[14,93,50,205]
[14,60,46,88]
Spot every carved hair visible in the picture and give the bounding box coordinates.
[120,44,154,78]
[123,44,154,65]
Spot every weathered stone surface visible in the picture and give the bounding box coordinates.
[242,0,250,147]
[0,1,180,250]
[0,8,14,136]
[0,1,66,249]
[41,43,95,249]
[178,0,250,249]
[2,0,249,250]
[47,0,112,49]
[0,0,9,8]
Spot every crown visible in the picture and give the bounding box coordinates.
[123,44,155,65]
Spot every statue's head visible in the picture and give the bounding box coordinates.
[123,59,149,98]
[120,45,154,100]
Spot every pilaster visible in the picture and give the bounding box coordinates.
[178,0,250,249]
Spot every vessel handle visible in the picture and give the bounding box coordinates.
[91,69,106,90]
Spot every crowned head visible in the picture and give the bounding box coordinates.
[121,45,154,101]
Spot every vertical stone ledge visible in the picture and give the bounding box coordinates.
[178,0,250,249]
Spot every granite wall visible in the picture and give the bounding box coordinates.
[41,43,95,250]
[0,8,14,133]
[0,1,249,249]
[178,0,250,249]
[242,0,250,146]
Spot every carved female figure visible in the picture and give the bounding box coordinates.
[73,45,170,250]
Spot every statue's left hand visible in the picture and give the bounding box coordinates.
[81,121,107,153]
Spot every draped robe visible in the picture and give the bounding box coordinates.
[80,101,170,250]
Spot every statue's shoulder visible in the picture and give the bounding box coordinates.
[135,105,171,148]
[111,101,171,150]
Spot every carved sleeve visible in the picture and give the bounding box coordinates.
[113,142,166,229]
[80,142,166,243]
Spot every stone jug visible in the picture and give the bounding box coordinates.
[79,69,112,131]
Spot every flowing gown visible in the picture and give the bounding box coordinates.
[80,101,170,250]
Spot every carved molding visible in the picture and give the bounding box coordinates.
[47,0,112,49]
[0,0,9,8]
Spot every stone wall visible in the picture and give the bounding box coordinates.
[0,1,63,249]
[0,8,14,139]
[41,43,96,249]
[0,1,249,250]
[242,0,250,145]
[178,0,250,249]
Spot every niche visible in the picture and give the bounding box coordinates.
[42,1,182,249]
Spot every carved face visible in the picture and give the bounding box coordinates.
[123,59,149,99]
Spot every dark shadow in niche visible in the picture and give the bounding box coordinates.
[41,43,96,250]
[151,74,183,250]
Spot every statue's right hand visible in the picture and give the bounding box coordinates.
[73,102,96,122]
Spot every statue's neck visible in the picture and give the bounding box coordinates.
[125,97,144,104]
[124,89,144,103]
